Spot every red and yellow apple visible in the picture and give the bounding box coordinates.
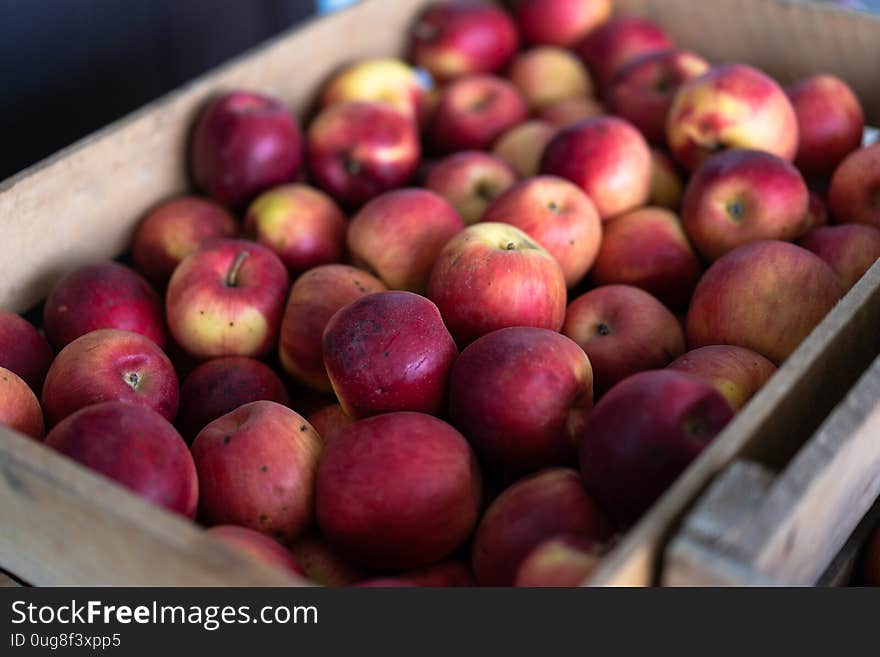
[513,535,603,587]
[513,0,611,47]
[492,120,557,178]
[0,311,53,394]
[539,96,605,128]
[649,148,684,210]
[321,57,430,122]
[507,46,593,113]
[668,345,777,410]
[425,150,517,224]
[0,367,44,439]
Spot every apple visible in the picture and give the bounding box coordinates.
[278,264,386,393]
[513,0,611,47]
[347,188,464,293]
[192,401,322,542]
[306,404,353,444]
[176,356,290,442]
[607,48,710,144]
[398,560,475,587]
[45,401,197,517]
[427,222,567,345]
[320,57,430,122]
[191,91,302,208]
[289,531,368,586]
[450,327,592,476]
[471,467,613,586]
[578,370,734,524]
[507,46,593,113]
[322,291,458,418]
[681,149,809,261]
[668,345,777,410]
[862,528,880,586]
[803,191,830,233]
[133,196,237,285]
[316,412,482,570]
[539,96,605,128]
[243,183,347,276]
[828,143,880,229]
[786,74,864,180]
[42,329,178,427]
[540,116,652,220]
[492,120,557,178]
[0,367,44,439]
[687,240,843,364]
[799,224,880,291]
[306,101,421,208]
[166,239,289,359]
[590,206,703,310]
[667,64,799,172]
[206,525,305,577]
[428,74,528,155]
[481,175,602,288]
[0,311,53,393]
[574,15,673,93]
[425,150,517,224]
[562,285,686,396]
[649,148,684,210]
[513,535,602,587]
[408,1,519,82]
[43,261,165,350]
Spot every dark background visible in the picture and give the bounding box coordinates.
[0,0,320,181]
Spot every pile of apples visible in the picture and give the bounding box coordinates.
[2,0,879,587]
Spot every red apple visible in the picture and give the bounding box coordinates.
[591,206,703,310]
[574,15,673,93]
[192,401,322,542]
[471,467,613,586]
[191,91,303,208]
[0,311,53,393]
[649,148,684,210]
[450,327,592,476]
[540,116,652,219]
[607,48,710,144]
[133,196,237,285]
[513,0,611,47]
[278,264,386,393]
[667,64,799,172]
[578,370,734,524]
[786,74,864,180]
[427,222,567,345]
[306,101,421,208]
[513,535,603,587]
[243,183,347,276]
[347,188,464,293]
[45,401,197,517]
[41,329,178,427]
[562,285,686,396]
[803,191,830,233]
[428,74,527,155]
[290,531,369,586]
[492,120,557,178]
[687,240,843,364]
[539,96,605,128]
[316,412,482,570]
[481,175,602,287]
[799,224,880,291]
[399,560,475,587]
[206,525,305,577]
[681,149,809,261]
[0,367,44,439]
[863,528,880,586]
[166,239,289,359]
[322,291,458,418]
[507,46,593,113]
[408,1,519,82]
[668,345,777,410]
[425,150,517,224]
[320,57,430,122]
[828,143,880,229]
[43,261,165,350]
[177,357,290,441]
[306,403,353,444]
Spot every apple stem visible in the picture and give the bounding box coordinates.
[226,251,250,287]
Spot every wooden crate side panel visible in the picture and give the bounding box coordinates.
[0,426,305,586]
[0,0,428,313]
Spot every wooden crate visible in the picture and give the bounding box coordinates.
[1,0,880,587]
